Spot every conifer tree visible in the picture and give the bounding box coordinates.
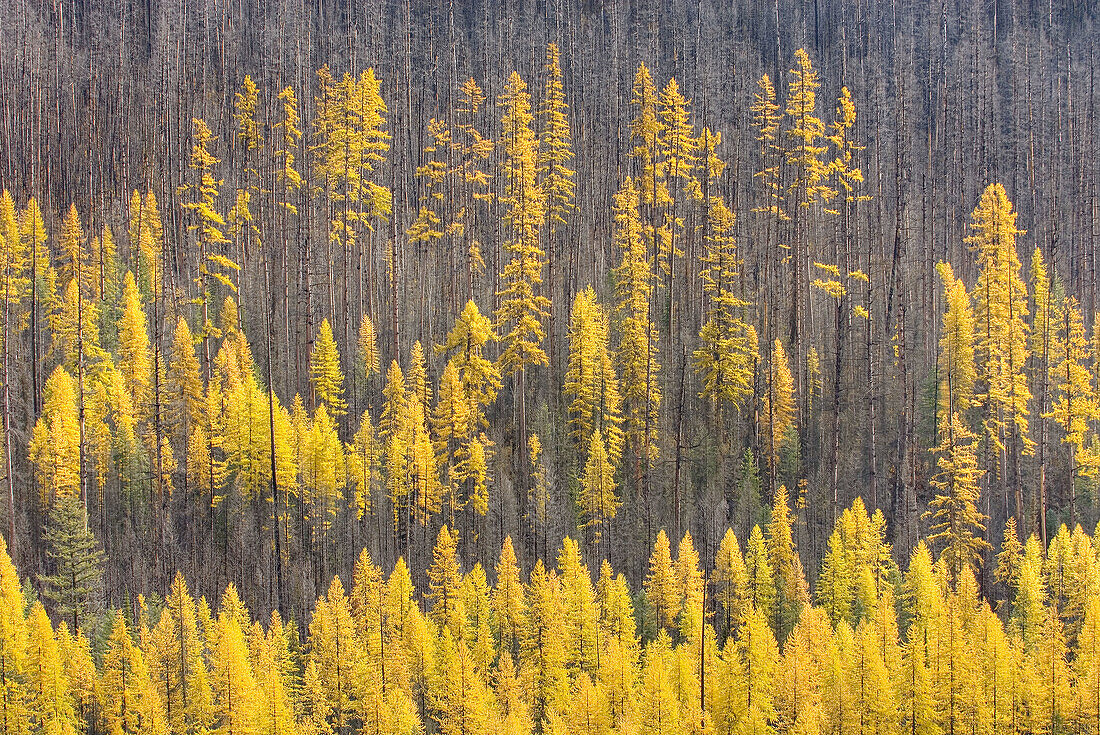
[0,192,25,555]
[614,177,661,498]
[56,622,96,733]
[761,339,796,487]
[210,613,259,735]
[630,64,665,209]
[784,49,831,404]
[565,287,624,465]
[0,536,27,735]
[696,196,759,417]
[646,530,681,635]
[428,525,465,638]
[538,43,576,237]
[655,77,697,332]
[119,272,153,426]
[538,43,576,334]
[28,366,81,503]
[309,576,365,733]
[431,627,497,735]
[101,613,166,735]
[496,71,548,525]
[556,538,598,676]
[579,430,618,557]
[164,571,215,734]
[714,529,750,639]
[494,537,527,661]
[937,262,977,424]
[737,607,779,735]
[927,411,990,585]
[969,182,1032,526]
[522,559,569,730]
[1030,247,1057,546]
[40,494,105,632]
[765,486,809,641]
[311,318,347,418]
[744,526,776,621]
[675,531,705,642]
[358,314,381,384]
[180,117,236,381]
[432,361,470,523]
[1046,296,1095,522]
[439,300,501,433]
[348,410,380,521]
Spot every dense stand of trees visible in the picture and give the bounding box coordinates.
[3,502,1100,735]
[0,0,1099,698]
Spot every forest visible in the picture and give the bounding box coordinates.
[0,0,1099,731]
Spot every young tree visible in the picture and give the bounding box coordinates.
[565,287,624,465]
[310,318,347,418]
[645,530,681,635]
[1046,297,1095,525]
[579,430,619,558]
[40,494,105,632]
[761,339,796,489]
[927,411,990,586]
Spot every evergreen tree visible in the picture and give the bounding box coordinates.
[40,495,105,633]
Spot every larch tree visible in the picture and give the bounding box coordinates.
[427,525,465,639]
[937,262,977,424]
[645,530,681,636]
[579,430,619,559]
[614,177,661,505]
[452,78,495,301]
[495,71,548,552]
[0,193,25,556]
[101,613,166,735]
[538,42,576,344]
[565,287,624,466]
[765,485,809,641]
[927,410,990,586]
[655,77,698,337]
[0,536,28,734]
[180,117,237,385]
[521,559,569,730]
[1046,296,1095,527]
[969,182,1032,528]
[714,528,750,640]
[695,195,759,425]
[761,339,796,490]
[784,49,832,417]
[1029,247,1057,547]
[310,318,347,418]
